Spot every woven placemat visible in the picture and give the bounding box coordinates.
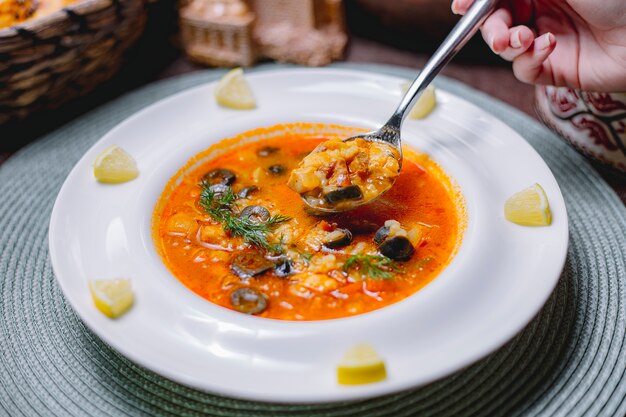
[1,63,625,417]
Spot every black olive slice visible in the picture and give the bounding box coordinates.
[344,219,379,234]
[324,185,363,205]
[208,183,231,197]
[373,226,390,245]
[240,205,271,223]
[323,228,353,249]
[237,185,259,198]
[230,253,274,278]
[230,288,268,314]
[274,259,293,277]
[256,146,280,157]
[378,236,415,261]
[203,168,236,186]
[268,164,286,175]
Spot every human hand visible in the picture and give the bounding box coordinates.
[451,0,626,91]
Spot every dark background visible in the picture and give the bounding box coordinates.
[0,0,531,157]
[1,0,623,201]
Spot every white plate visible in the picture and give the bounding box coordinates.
[49,68,568,403]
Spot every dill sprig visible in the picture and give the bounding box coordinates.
[267,234,286,255]
[415,256,433,269]
[342,254,403,280]
[291,248,312,263]
[199,182,290,250]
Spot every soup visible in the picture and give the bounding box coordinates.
[153,123,464,320]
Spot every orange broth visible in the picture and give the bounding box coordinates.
[153,123,464,320]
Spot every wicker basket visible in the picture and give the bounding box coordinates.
[0,0,147,124]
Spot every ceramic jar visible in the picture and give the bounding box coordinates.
[535,86,626,172]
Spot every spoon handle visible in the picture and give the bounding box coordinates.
[388,0,499,127]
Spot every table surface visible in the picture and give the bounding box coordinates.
[1,33,624,203]
[1,16,625,416]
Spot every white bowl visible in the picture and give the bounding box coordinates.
[49,68,568,403]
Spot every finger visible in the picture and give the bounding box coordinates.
[480,8,513,54]
[499,25,535,61]
[451,0,474,15]
[453,0,534,25]
[512,33,557,85]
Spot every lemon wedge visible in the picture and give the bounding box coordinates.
[93,145,139,184]
[89,278,134,318]
[504,183,552,226]
[402,82,437,119]
[214,67,257,110]
[337,343,387,385]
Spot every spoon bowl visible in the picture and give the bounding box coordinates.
[303,126,403,214]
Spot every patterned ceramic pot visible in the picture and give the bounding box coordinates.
[535,86,626,172]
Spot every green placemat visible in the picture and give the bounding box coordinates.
[1,63,625,417]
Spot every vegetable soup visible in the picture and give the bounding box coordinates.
[153,123,465,320]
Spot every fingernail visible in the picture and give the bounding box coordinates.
[511,30,522,48]
[538,33,554,50]
[451,2,459,14]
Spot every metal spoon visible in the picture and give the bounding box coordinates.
[303,0,498,213]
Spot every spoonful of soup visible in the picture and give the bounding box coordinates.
[288,0,498,213]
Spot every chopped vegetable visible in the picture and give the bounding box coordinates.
[89,278,134,318]
[337,343,387,385]
[93,145,139,184]
[164,212,197,236]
